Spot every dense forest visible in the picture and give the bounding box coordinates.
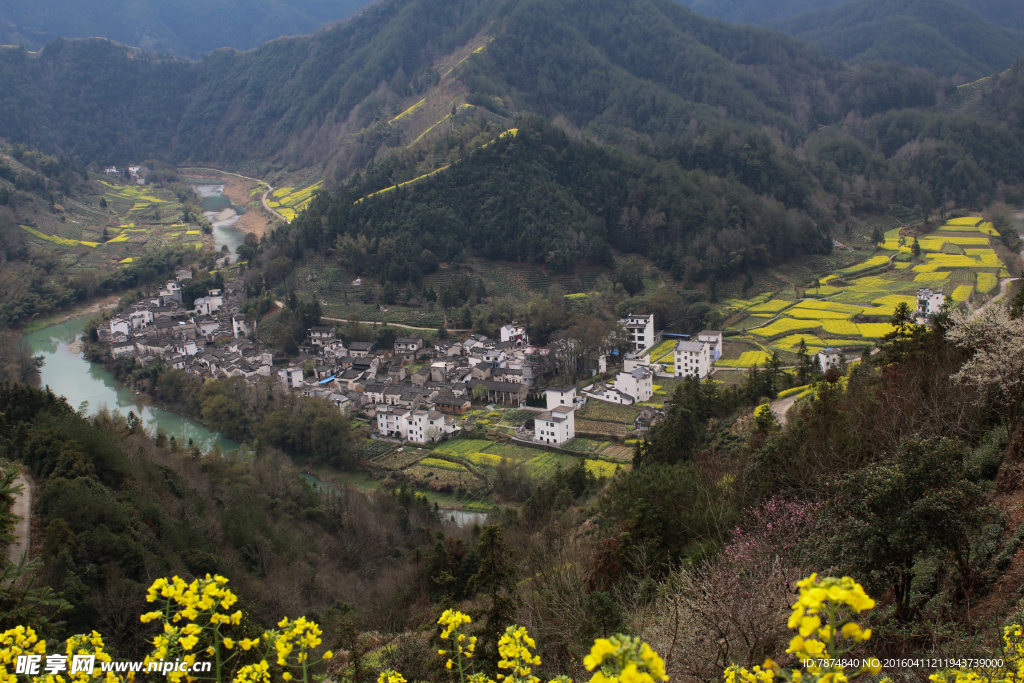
[772,0,1024,79]
[0,0,946,169]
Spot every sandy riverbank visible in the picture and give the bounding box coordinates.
[185,171,275,239]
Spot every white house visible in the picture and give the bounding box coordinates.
[109,318,132,336]
[308,326,335,346]
[395,337,423,355]
[377,406,408,437]
[620,314,654,353]
[917,288,946,317]
[110,341,136,359]
[697,330,724,361]
[278,366,304,388]
[232,316,251,339]
[193,290,223,316]
[588,384,636,405]
[534,405,576,445]
[674,340,712,379]
[818,348,842,371]
[404,409,458,444]
[545,386,579,410]
[615,367,653,402]
[500,322,529,348]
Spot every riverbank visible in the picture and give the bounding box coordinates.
[21,295,121,333]
[180,169,280,238]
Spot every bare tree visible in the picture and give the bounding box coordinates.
[638,559,800,683]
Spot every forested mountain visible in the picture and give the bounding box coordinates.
[0,0,371,58]
[679,0,1024,31]
[0,0,937,171]
[773,0,1024,79]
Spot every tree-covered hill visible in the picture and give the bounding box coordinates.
[772,0,1024,80]
[679,0,1024,31]
[0,0,371,58]
[0,0,937,169]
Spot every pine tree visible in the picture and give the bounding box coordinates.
[469,526,519,671]
[912,238,921,257]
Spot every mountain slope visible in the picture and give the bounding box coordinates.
[679,0,1024,32]
[0,0,941,171]
[774,0,1024,79]
[0,0,372,58]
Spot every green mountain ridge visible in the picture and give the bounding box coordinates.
[772,0,1024,80]
[0,0,937,171]
[0,0,370,58]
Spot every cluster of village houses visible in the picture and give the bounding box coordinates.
[97,273,762,447]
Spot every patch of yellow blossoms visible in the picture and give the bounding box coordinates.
[725,574,880,683]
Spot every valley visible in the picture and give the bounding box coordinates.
[2,0,1024,681]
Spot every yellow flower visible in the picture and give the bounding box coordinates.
[223,638,235,649]
[323,651,333,660]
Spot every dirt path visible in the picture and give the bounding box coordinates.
[770,394,799,426]
[973,277,1019,318]
[5,473,31,564]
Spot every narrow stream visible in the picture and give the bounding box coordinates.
[187,179,247,257]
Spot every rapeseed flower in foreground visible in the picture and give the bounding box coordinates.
[929,625,1024,683]
[584,635,668,683]
[724,574,880,683]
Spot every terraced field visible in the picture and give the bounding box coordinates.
[398,427,633,491]
[722,217,1008,364]
[265,180,323,222]
[13,175,201,273]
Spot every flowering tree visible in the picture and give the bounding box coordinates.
[946,304,1024,430]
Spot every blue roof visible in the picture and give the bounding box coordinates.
[318,375,336,384]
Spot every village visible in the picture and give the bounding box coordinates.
[90,271,881,452]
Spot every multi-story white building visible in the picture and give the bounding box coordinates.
[377,406,409,438]
[534,405,575,445]
[674,340,712,379]
[917,288,946,317]
[620,314,654,353]
[818,348,842,371]
[697,330,724,361]
[615,367,653,402]
[375,406,458,443]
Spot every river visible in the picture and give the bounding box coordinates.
[188,179,247,257]
[24,315,240,452]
